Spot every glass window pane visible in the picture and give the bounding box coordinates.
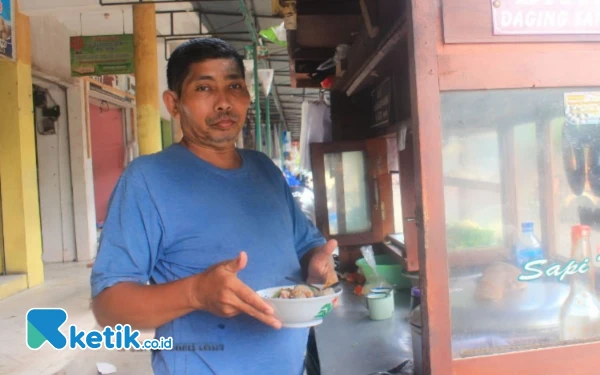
[324,151,371,235]
[440,87,600,359]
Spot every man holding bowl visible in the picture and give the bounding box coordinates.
[90,38,338,374]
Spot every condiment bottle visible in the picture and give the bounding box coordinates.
[559,225,600,342]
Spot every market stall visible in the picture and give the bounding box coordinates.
[286,0,600,373]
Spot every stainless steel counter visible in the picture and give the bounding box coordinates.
[313,278,572,374]
[314,282,414,375]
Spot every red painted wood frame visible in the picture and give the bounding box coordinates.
[407,0,453,374]
[410,0,600,373]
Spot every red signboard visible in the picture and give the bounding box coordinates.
[491,0,600,35]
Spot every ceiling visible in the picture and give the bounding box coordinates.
[61,0,345,142]
[189,0,322,142]
[146,0,323,142]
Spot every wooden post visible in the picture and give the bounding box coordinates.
[133,3,162,155]
[407,0,453,373]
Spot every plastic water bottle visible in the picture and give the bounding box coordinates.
[514,222,544,269]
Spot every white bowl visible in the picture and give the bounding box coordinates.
[256,284,343,328]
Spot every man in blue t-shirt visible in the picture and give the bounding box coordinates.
[90,38,338,375]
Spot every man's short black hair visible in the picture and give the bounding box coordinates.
[166,38,245,97]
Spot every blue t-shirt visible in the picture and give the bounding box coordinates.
[90,144,326,375]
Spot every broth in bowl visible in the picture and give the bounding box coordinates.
[272,285,336,299]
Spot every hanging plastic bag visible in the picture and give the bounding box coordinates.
[360,245,392,294]
[260,22,288,47]
[243,59,256,102]
[257,69,274,97]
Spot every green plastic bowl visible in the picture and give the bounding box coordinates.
[355,254,412,290]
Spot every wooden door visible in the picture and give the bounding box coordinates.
[90,101,126,226]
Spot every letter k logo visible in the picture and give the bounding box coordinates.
[26,308,68,350]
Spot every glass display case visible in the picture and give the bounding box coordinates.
[297,0,600,372]
[441,87,600,358]
[440,87,600,359]
[404,0,600,372]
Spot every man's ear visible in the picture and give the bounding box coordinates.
[163,90,181,120]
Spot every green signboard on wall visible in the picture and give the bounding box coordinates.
[70,34,134,77]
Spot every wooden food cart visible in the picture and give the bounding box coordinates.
[285,0,600,374]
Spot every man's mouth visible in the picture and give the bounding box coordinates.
[209,116,237,130]
[214,120,235,130]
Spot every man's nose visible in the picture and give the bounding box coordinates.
[214,91,232,112]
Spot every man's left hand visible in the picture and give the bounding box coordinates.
[306,239,339,286]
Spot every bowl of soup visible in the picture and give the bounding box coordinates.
[256,284,343,328]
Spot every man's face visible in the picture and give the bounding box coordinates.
[165,58,250,149]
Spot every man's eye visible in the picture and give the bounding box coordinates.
[196,86,210,92]
[230,83,242,89]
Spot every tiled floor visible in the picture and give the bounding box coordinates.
[0,262,153,375]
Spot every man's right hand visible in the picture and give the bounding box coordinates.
[189,251,282,330]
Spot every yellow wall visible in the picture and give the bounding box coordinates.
[0,7,44,288]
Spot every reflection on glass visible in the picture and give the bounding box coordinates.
[440,87,600,359]
[324,151,371,235]
[443,131,504,251]
[392,174,404,233]
[514,124,542,243]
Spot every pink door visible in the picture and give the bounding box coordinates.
[90,103,125,226]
